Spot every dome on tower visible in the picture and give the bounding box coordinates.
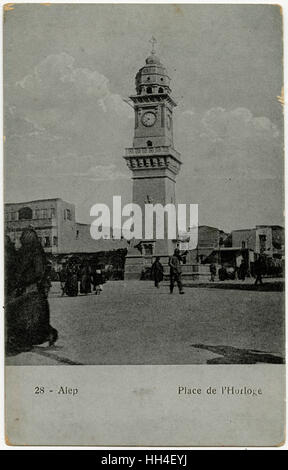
[145,53,161,65]
[135,51,171,96]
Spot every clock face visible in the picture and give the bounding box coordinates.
[142,111,156,127]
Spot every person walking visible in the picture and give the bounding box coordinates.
[254,256,265,285]
[65,264,79,297]
[218,265,227,281]
[92,267,105,295]
[169,249,184,294]
[59,264,67,296]
[238,260,246,281]
[80,262,91,295]
[209,262,217,282]
[151,257,164,288]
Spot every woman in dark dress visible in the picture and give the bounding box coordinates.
[80,262,92,294]
[5,235,18,298]
[65,264,79,297]
[238,260,247,281]
[5,228,58,355]
[151,257,164,288]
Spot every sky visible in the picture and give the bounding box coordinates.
[4,3,284,232]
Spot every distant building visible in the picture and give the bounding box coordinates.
[185,225,229,264]
[180,224,284,275]
[5,198,127,255]
[232,225,284,259]
[201,225,284,271]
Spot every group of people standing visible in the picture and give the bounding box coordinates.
[58,263,105,297]
[151,251,267,290]
[212,256,266,284]
[150,249,185,294]
[5,228,58,355]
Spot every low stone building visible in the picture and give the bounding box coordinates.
[232,225,284,259]
[5,198,128,272]
[185,225,229,264]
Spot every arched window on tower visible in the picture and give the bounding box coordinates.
[158,87,164,94]
[147,140,153,147]
[146,86,152,94]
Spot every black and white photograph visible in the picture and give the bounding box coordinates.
[2,2,286,447]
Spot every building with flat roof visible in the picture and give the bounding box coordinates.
[5,198,127,255]
[184,225,229,264]
[232,225,284,259]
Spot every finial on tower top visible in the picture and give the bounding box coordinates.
[145,37,161,65]
[149,36,157,55]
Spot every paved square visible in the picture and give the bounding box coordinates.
[6,280,285,365]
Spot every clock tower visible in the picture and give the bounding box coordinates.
[123,42,182,279]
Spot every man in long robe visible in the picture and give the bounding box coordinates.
[168,249,184,294]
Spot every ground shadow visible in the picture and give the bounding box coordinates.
[6,346,32,357]
[185,281,284,292]
[32,346,84,365]
[191,344,285,364]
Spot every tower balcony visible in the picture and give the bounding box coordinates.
[124,145,181,161]
[124,146,182,176]
[129,93,177,107]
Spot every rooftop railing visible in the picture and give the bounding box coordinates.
[125,146,181,160]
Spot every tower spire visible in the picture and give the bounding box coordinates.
[149,36,157,55]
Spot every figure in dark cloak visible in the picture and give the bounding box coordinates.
[238,260,247,281]
[5,235,18,298]
[151,257,164,288]
[209,262,217,282]
[65,264,79,296]
[80,262,92,294]
[5,228,58,355]
[218,265,227,281]
[59,264,68,296]
[92,267,105,295]
[254,256,266,285]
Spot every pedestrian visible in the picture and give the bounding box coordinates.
[80,262,91,295]
[93,267,104,295]
[169,249,184,294]
[5,228,58,355]
[65,264,78,297]
[218,265,227,281]
[5,235,18,298]
[254,256,265,285]
[238,260,246,281]
[59,264,67,296]
[209,262,217,282]
[151,257,164,288]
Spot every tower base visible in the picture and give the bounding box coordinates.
[124,239,175,280]
[124,254,147,280]
[124,242,213,282]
